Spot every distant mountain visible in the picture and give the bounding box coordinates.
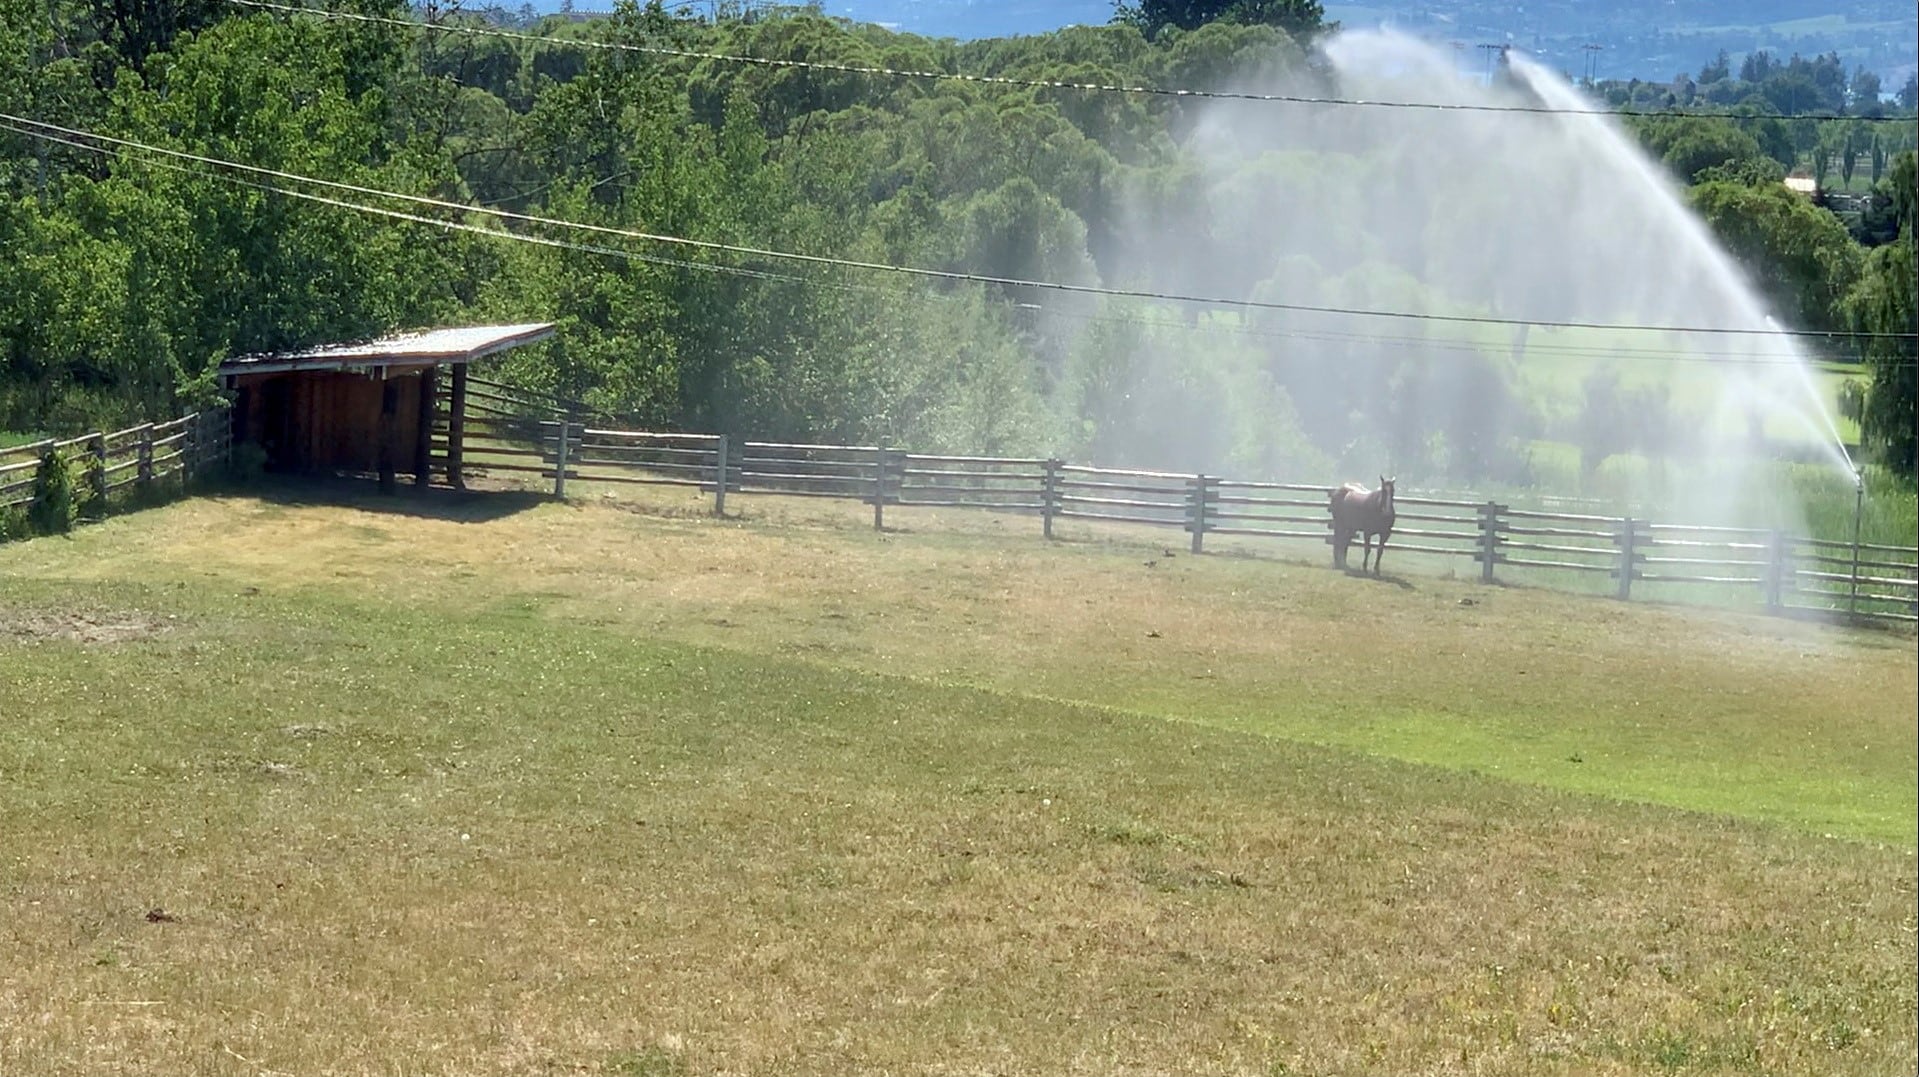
[531,0,1917,85]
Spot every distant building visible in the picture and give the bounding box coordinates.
[1783,175,1819,197]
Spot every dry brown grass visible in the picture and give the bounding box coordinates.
[34,477,1909,841]
[1,477,1913,1076]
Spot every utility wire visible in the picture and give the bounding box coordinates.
[5,112,1911,377]
[229,0,1919,125]
[6,112,1910,345]
[0,120,867,290]
[9,116,1886,369]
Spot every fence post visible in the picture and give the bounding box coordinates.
[868,445,884,531]
[1616,516,1637,600]
[136,423,154,496]
[89,432,108,507]
[182,412,198,491]
[1041,458,1061,540]
[1764,529,1785,612]
[1188,474,1209,554]
[1478,501,1500,583]
[553,415,571,499]
[1846,480,1865,614]
[712,434,729,516]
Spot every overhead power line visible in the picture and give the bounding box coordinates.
[3,115,1895,368]
[2,122,1872,366]
[4,112,1913,355]
[229,0,1915,125]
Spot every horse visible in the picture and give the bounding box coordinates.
[1330,476,1397,576]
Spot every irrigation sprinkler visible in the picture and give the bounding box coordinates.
[1844,471,1865,612]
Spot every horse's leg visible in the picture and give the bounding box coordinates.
[1375,533,1387,577]
[1362,531,1374,574]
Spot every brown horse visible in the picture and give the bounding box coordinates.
[1330,476,1397,576]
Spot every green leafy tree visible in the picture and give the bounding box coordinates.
[1688,178,1863,333]
[1113,0,1325,42]
[1844,151,1917,477]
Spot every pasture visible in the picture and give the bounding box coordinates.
[2,481,1914,1076]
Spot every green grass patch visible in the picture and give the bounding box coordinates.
[1,489,1913,1074]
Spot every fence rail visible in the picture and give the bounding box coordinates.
[1,411,230,521]
[429,401,1918,626]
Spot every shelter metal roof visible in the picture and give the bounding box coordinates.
[219,323,556,376]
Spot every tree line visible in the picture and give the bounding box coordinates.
[0,0,1912,485]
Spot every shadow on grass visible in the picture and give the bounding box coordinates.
[211,473,550,524]
[1342,566,1417,590]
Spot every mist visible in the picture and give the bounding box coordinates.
[1062,29,1855,528]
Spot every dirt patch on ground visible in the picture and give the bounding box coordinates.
[1,607,172,645]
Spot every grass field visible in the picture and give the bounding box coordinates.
[2,479,1914,1076]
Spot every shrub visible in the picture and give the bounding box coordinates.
[27,449,80,535]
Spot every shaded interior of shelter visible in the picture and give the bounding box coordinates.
[219,323,554,495]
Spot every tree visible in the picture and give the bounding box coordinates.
[1850,66,1882,112]
[86,0,230,75]
[1901,74,1918,111]
[1112,0,1325,41]
[1738,50,1776,85]
[1762,69,1822,117]
[1638,116,1766,183]
[1688,179,1863,333]
[1697,49,1730,84]
[1844,152,1917,477]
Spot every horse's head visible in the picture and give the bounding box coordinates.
[1379,475,1397,515]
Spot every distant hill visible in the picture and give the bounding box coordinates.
[1329,0,1917,86]
[530,0,1917,85]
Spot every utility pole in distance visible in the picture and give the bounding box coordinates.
[1582,43,1603,85]
[1477,43,1506,83]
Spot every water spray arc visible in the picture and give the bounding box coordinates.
[1111,29,1861,531]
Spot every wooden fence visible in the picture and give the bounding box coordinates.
[0,411,230,518]
[438,379,1918,626]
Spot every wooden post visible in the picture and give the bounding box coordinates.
[448,363,469,491]
[553,415,571,499]
[90,432,108,506]
[712,434,729,516]
[414,367,437,489]
[871,445,887,531]
[181,411,198,491]
[377,379,399,494]
[1041,458,1061,540]
[1764,529,1785,611]
[1616,517,1637,600]
[136,423,154,494]
[1478,501,1500,583]
[1848,483,1863,614]
[1188,474,1208,554]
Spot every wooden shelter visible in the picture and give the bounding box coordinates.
[219,323,555,492]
